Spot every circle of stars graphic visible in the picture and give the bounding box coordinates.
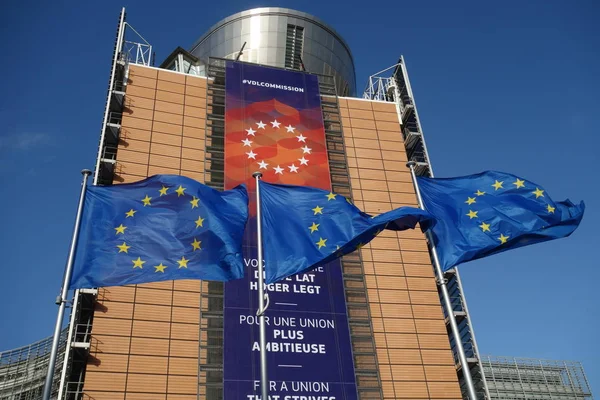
[241,119,312,175]
[112,183,205,274]
[463,178,556,245]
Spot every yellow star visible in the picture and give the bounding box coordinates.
[191,238,202,251]
[316,237,327,249]
[492,180,504,190]
[479,222,491,232]
[125,209,136,218]
[190,197,199,209]
[465,197,476,205]
[195,216,205,228]
[175,185,186,197]
[312,205,323,215]
[513,179,525,189]
[142,195,151,206]
[132,257,145,269]
[466,210,478,219]
[114,224,127,235]
[326,192,337,201]
[547,204,555,214]
[533,188,544,199]
[309,222,319,233]
[154,263,167,273]
[159,186,169,196]
[475,190,485,196]
[498,234,509,244]
[117,242,130,253]
[177,256,189,269]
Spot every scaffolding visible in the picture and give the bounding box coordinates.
[482,356,594,399]
[0,329,67,400]
[95,8,154,187]
[363,57,490,400]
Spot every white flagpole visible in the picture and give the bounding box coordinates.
[252,172,269,400]
[406,161,478,400]
[42,169,92,400]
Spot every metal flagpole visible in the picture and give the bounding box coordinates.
[253,172,270,400]
[406,161,478,400]
[56,288,80,398]
[42,169,92,400]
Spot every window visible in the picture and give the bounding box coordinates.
[165,59,178,71]
[285,24,304,70]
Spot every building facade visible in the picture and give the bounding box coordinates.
[188,8,356,96]
[0,329,67,399]
[482,356,593,399]
[56,7,482,400]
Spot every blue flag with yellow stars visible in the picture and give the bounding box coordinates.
[417,171,585,272]
[69,175,249,289]
[259,181,433,284]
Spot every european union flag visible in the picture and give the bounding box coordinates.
[259,181,432,283]
[69,175,249,289]
[417,171,585,271]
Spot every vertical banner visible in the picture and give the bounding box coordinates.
[223,61,358,400]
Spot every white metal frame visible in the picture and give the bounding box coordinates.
[56,7,129,400]
[92,8,127,186]
[122,23,152,66]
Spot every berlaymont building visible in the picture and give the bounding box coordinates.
[0,7,595,400]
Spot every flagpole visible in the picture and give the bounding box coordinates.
[42,169,92,400]
[406,162,478,400]
[253,172,269,400]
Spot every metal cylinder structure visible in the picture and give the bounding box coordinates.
[189,7,356,96]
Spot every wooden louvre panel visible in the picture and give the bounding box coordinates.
[340,96,462,397]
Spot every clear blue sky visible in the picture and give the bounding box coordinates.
[1,0,598,393]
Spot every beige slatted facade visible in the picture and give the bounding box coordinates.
[83,64,462,399]
[340,98,461,399]
[85,65,205,400]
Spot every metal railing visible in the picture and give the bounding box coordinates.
[120,22,152,67]
[0,329,68,399]
[101,145,118,162]
[122,40,152,66]
[107,112,122,125]
[482,356,594,399]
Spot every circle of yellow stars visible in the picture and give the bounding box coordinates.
[464,177,556,245]
[113,183,205,273]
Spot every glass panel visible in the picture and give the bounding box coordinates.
[268,15,278,32]
[284,24,304,70]
[224,24,234,40]
[182,59,192,73]
[240,18,251,34]
[165,60,177,71]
